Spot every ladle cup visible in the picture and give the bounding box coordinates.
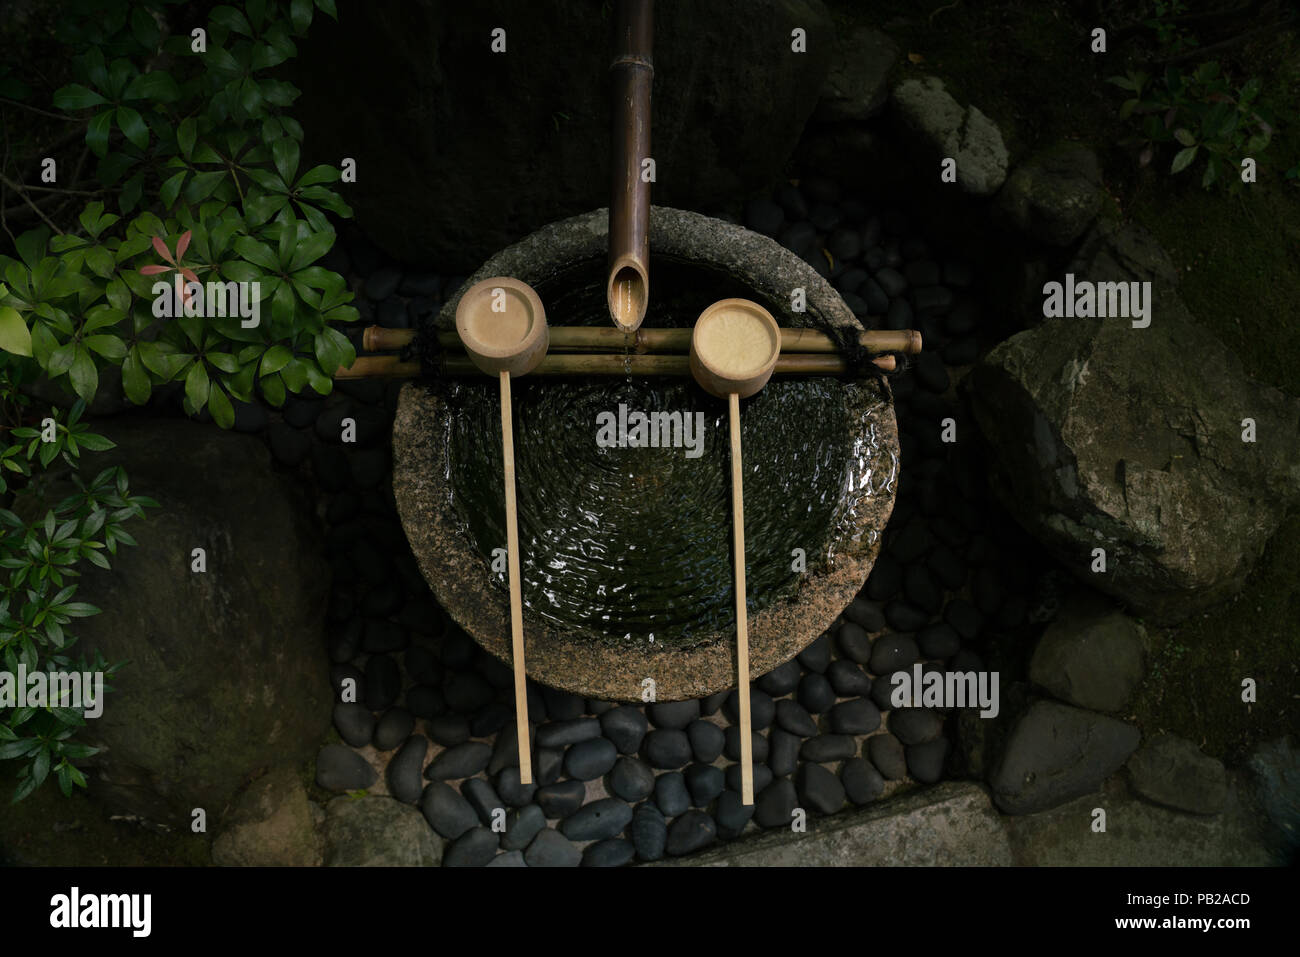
[456,277,550,784]
[689,299,781,806]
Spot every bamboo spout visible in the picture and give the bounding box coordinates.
[607,0,653,333]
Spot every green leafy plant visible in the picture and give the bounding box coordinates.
[0,0,356,801]
[1143,0,1198,59]
[1109,61,1275,191]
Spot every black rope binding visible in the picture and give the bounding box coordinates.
[814,311,908,381]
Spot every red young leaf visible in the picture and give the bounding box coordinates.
[139,264,171,275]
[151,234,176,265]
[176,230,192,261]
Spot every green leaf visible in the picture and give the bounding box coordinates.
[1173,128,1196,147]
[210,5,253,36]
[160,170,187,209]
[86,109,115,158]
[31,748,50,788]
[233,237,279,271]
[207,382,235,428]
[15,226,49,270]
[316,0,338,19]
[296,164,340,187]
[260,371,285,406]
[260,345,293,375]
[272,136,300,185]
[53,84,108,110]
[69,347,98,402]
[0,306,32,356]
[121,347,151,404]
[85,335,127,360]
[288,230,334,272]
[291,0,314,32]
[177,118,198,159]
[1170,145,1199,174]
[185,359,210,410]
[123,71,179,103]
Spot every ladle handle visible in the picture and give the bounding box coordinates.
[730,392,754,806]
[501,371,533,785]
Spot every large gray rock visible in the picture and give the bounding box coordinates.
[967,305,1300,623]
[1029,590,1146,712]
[211,769,323,866]
[1127,734,1227,815]
[324,796,444,867]
[67,418,331,828]
[814,24,898,122]
[991,701,1140,814]
[1244,736,1300,863]
[295,0,834,272]
[994,142,1104,245]
[890,76,1008,195]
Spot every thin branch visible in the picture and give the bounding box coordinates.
[0,171,64,234]
[0,97,80,122]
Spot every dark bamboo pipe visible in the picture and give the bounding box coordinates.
[607,0,653,334]
[363,325,922,356]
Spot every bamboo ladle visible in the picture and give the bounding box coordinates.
[689,299,782,807]
[454,277,550,785]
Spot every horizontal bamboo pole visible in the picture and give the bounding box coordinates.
[362,325,922,356]
[337,352,896,380]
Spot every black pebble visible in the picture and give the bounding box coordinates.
[333,702,373,748]
[906,738,950,783]
[889,708,945,745]
[648,699,700,730]
[836,621,872,664]
[797,673,836,714]
[386,735,427,804]
[536,717,601,748]
[768,728,801,777]
[725,762,772,796]
[797,762,846,815]
[723,727,769,763]
[443,672,494,714]
[714,790,755,839]
[630,802,667,861]
[884,601,930,633]
[502,804,545,851]
[774,699,819,737]
[373,707,415,751]
[800,734,856,763]
[666,810,717,856]
[723,686,774,729]
[600,705,649,754]
[427,714,470,748]
[797,633,833,673]
[684,763,725,806]
[754,778,798,829]
[536,779,586,819]
[425,741,490,781]
[944,598,984,640]
[869,633,921,674]
[582,838,636,868]
[744,198,783,236]
[444,826,498,867]
[420,782,477,839]
[540,686,585,721]
[757,659,802,696]
[462,777,504,825]
[644,729,692,769]
[608,756,655,801]
[918,623,961,659]
[495,766,537,807]
[525,828,582,867]
[841,757,885,804]
[829,698,882,735]
[865,553,902,600]
[564,738,617,780]
[868,732,908,780]
[654,771,690,817]
[560,798,633,842]
[827,660,873,698]
[687,719,726,763]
